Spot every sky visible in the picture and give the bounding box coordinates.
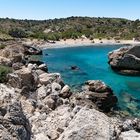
[0,0,140,20]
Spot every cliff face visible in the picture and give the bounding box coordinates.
[108,45,140,75]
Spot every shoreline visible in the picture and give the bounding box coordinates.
[38,38,140,49]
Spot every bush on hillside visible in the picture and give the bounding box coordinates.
[0,66,12,83]
[0,44,6,50]
[9,28,28,38]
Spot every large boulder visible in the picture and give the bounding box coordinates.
[59,85,72,99]
[76,80,118,112]
[0,42,24,66]
[39,73,64,86]
[119,130,140,140]
[8,68,36,90]
[58,107,115,140]
[108,45,140,75]
[23,44,42,55]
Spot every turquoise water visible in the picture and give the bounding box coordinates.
[42,45,140,117]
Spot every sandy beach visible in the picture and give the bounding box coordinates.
[23,38,140,49]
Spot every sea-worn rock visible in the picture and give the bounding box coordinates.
[80,80,118,112]
[23,44,42,55]
[38,64,48,72]
[59,85,72,99]
[108,45,140,75]
[85,80,113,93]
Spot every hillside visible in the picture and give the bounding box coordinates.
[0,16,140,41]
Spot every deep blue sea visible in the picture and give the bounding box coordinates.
[41,45,140,117]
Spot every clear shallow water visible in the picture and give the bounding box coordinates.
[41,45,140,117]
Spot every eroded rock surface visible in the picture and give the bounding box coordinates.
[108,45,140,75]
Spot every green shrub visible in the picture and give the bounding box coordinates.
[0,66,12,83]
[9,28,28,38]
[0,44,6,50]
[31,32,47,40]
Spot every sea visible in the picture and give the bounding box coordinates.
[41,45,140,117]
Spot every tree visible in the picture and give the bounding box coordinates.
[9,28,27,38]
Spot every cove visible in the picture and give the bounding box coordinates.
[41,45,140,117]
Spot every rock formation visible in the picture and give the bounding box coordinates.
[71,80,118,112]
[0,41,140,139]
[23,44,42,55]
[108,45,140,75]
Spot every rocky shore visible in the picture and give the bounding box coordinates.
[108,45,140,75]
[0,40,140,140]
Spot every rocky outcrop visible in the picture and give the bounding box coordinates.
[108,45,140,75]
[23,44,42,55]
[0,101,31,140]
[119,130,140,140]
[1,76,140,140]
[71,80,118,112]
[8,67,37,90]
[0,41,24,66]
[1,41,140,139]
[59,107,115,140]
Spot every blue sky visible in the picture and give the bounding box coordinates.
[0,0,140,20]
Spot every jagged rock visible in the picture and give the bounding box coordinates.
[27,63,37,70]
[81,80,118,112]
[61,85,70,93]
[12,62,23,70]
[37,85,51,100]
[45,97,56,110]
[52,82,61,93]
[28,59,44,66]
[35,133,49,140]
[0,102,31,140]
[38,64,48,72]
[36,69,46,76]
[44,95,63,110]
[0,56,12,66]
[39,73,63,86]
[58,107,115,140]
[23,44,42,55]
[108,45,140,75]
[85,80,113,93]
[119,130,140,140]
[8,68,36,90]
[12,54,23,63]
[47,130,59,140]
[122,119,134,131]
[30,105,72,140]
[59,85,72,99]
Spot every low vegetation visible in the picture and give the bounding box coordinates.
[0,65,12,83]
[0,17,140,41]
[0,44,6,50]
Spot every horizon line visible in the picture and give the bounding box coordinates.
[0,16,139,21]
